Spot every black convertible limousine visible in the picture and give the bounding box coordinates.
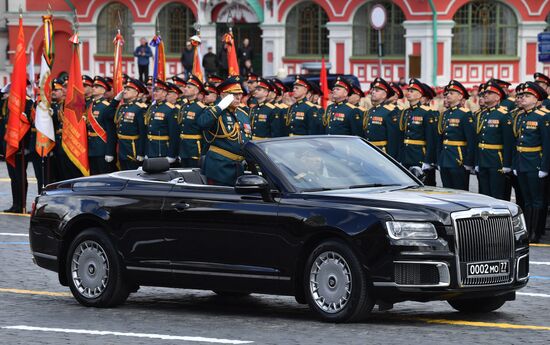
[29,136,529,322]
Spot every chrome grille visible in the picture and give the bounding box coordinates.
[453,211,514,286]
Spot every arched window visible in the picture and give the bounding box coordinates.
[285,1,329,56]
[156,3,196,54]
[97,2,134,54]
[452,1,517,56]
[353,2,405,56]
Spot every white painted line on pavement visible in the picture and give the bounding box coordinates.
[0,233,29,237]
[531,261,550,266]
[1,325,253,344]
[517,292,550,298]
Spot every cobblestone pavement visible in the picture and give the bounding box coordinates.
[0,161,549,344]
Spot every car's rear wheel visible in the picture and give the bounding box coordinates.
[304,240,374,322]
[66,228,129,307]
[448,296,507,313]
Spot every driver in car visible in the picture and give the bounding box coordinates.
[294,149,329,185]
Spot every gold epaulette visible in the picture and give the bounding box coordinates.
[197,101,206,108]
[305,101,315,107]
[166,102,175,109]
[137,102,147,108]
[420,105,431,111]
[102,100,110,106]
[540,107,550,113]
[276,103,288,109]
[383,103,395,111]
[508,97,516,102]
[497,106,508,114]
[175,104,181,109]
[265,102,276,109]
[459,107,470,112]
[535,109,546,116]
[358,106,366,112]
[346,102,356,109]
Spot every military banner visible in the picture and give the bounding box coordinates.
[222,28,240,77]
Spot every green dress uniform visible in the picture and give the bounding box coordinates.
[398,103,438,169]
[178,99,207,168]
[115,100,148,170]
[145,101,179,159]
[500,97,516,111]
[272,102,289,137]
[286,98,319,136]
[543,97,550,110]
[199,105,251,186]
[324,101,363,136]
[87,97,119,174]
[437,105,476,190]
[475,105,514,199]
[250,101,278,140]
[362,102,401,159]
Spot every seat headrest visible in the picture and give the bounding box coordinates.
[142,157,170,174]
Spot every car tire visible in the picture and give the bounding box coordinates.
[66,228,130,307]
[213,290,251,297]
[304,239,374,322]
[448,296,507,313]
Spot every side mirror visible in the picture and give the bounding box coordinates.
[235,175,273,202]
[408,166,426,183]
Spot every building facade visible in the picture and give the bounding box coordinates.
[1,0,550,88]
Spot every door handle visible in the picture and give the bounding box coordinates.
[171,202,190,212]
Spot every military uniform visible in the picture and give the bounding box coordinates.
[398,103,438,170]
[286,98,319,136]
[475,105,514,199]
[198,77,251,186]
[272,101,289,137]
[250,101,278,139]
[178,98,207,167]
[363,102,401,158]
[514,83,550,242]
[87,96,119,174]
[325,101,363,136]
[115,101,148,170]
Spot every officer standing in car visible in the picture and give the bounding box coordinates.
[475,80,514,199]
[145,80,179,164]
[324,77,362,136]
[115,78,148,170]
[362,77,401,159]
[198,76,251,186]
[398,79,438,185]
[438,80,476,190]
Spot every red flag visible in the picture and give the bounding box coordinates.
[5,16,30,167]
[113,30,124,95]
[62,33,89,176]
[320,57,329,109]
[191,36,204,82]
[223,29,240,76]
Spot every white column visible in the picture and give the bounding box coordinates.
[403,20,454,86]
[518,21,548,82]
[260,23,285,76]
[326,21,353,74]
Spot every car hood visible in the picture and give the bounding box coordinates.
[302,186,519,225]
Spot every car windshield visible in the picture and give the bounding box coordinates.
[256,137,418,191]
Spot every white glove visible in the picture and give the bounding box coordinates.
[167,157,176,164]
[474,166,479,173]
[421,163,432,171]
[502,167,511,174]
[105,155,114,163]
[464,165,473,171]
[1,83,10,93]
[513,169,518,176]
[114,91,124,101]
[218,94,235,110]
[539,171,548,178]
[136,156,144,162]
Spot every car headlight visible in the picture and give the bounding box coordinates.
[386,221,438,240]
[512,213,527,235]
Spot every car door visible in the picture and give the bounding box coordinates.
[162,183,286,293]
[110,179,175,284]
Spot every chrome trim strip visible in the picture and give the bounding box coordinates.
[393,260,451,287]
[516,253,529,282]
[127,266,291,281]
[32,252,57,260]
[450,208,515,287]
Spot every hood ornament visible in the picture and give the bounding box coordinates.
[480,211,490,221]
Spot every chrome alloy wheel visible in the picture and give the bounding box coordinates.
[309,251,352,314]
[71,240,110,299]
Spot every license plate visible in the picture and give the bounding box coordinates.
[466,261,509,277]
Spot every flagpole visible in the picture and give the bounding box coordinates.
[41,146,45,190]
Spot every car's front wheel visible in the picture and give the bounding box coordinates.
[304,240,374,322]
[448,296,507,313]
[66,228,130,307]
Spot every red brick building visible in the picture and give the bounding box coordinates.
[1,0,550,88]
